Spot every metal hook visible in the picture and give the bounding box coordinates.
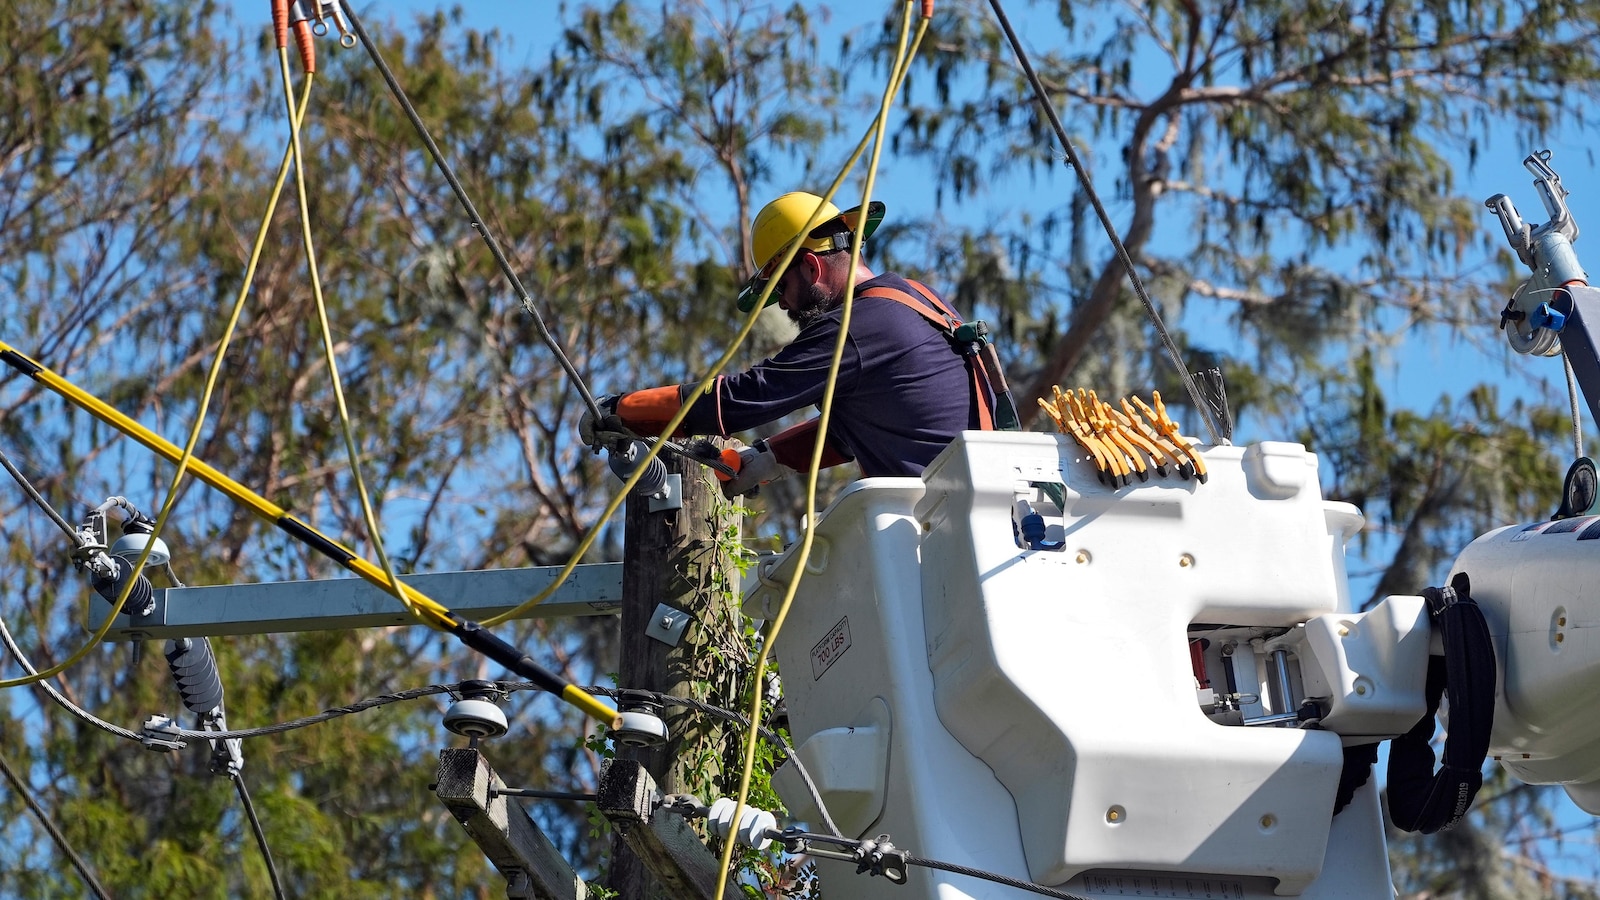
[328,0,356,47]
[1524,150,1578,243]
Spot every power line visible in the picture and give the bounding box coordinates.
[0,749,113,900]
[0,613,142,743]
[0,441,81,544]
[985,0,1223,445]
[232,771,286,900]
[339,2,602,421]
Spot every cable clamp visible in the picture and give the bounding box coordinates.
[138,715,187,752]
[201,709,245,777]
[776,828,910,885]
[660,793,709,819]
[854,835,909,885]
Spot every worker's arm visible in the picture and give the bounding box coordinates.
[615,315,864,445]
[763,418,851,470]
[720,419,853,498]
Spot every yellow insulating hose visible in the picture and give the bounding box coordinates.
[0,81,315,690]
[712,6,930,894]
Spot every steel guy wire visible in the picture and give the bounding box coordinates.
[985,0,1223,446]
[0,442,79,543]
[0,749,114,900]
[169,682,455,740]
[772,828,1094,898]
[901,853,1093,899]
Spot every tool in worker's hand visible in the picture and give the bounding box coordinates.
[715,447,744,482]
[699,440,783,499]
[582,399,737,480]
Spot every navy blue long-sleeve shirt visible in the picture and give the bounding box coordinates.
[678,273,981,477]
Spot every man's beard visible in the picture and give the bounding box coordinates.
[788,283,836,328]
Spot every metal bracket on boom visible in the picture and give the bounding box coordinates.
[1486,151,1600,427]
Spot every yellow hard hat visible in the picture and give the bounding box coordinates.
[737,191,886,312]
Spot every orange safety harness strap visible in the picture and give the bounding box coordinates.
[859,280,997,431]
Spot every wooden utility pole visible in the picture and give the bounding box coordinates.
[605,445,744,900]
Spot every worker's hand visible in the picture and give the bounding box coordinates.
[722,444,788,499]
[578,395,626,449]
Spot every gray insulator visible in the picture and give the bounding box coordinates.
[165,638,225,716]
[92,556,153,614]
[608,440,668,496]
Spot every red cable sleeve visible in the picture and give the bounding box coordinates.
[292,19,316,73]
[271,0,289,49]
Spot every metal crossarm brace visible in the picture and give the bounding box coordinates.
[91,563,623,640]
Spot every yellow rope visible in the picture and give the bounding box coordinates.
[0,81,315,689]
[712,7,928,894]
[276,49,417,622]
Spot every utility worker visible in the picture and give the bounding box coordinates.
[584,191,997,496]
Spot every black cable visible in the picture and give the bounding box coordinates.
[339,3,602,420]
[171,682,454,740]
[904,853,1092,900]
[0,442,81,543]
[0,749,113,900]
[232,771,287,900]
[984,0,1222,445]
[491,787,598,802]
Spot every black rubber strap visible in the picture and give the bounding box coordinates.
[1332,742,1379,815]
[1386,571,1496,833]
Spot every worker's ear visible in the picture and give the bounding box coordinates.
[798,249,824,284]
